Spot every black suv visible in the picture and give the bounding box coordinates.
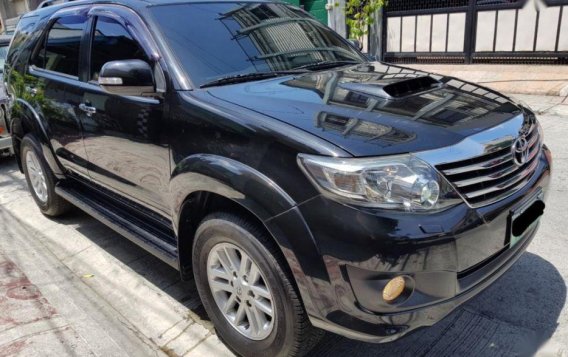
[6,1,551,356]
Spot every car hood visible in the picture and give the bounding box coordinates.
[207,62,524,157]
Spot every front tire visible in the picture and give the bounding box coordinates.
[21,134,70,216]
[193,213,322,357]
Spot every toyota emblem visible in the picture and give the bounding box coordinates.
[512,135,530,166]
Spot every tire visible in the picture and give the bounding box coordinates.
[193,212,323,357]
[21,134,71,216]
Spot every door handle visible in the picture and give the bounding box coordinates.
[79,103,96,116]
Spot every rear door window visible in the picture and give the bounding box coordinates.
[33,15,87,77]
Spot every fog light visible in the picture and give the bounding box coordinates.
[382,276,406,303]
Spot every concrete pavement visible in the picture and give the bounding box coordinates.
[0,94,567,356]
[0,165,231,356]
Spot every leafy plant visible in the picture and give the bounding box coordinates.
[345,0,385,41]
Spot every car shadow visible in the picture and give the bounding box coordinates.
[52,208,211,318]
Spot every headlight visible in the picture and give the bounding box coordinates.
[298,154,462,211]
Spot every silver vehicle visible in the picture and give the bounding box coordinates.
[0,35,12,156]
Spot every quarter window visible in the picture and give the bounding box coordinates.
[34,15,87,77]
[89,16,148,81]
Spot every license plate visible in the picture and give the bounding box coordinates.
[508,190,545,248]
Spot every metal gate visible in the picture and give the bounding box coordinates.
[382,0,568,64]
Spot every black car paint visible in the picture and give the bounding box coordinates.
[208,67,523,157]
[6,0,551,344]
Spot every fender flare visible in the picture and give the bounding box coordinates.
[170,154,297,230]
[11,98,64,176]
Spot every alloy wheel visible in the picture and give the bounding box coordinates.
[25,149,48,203]
[207,242,275,340]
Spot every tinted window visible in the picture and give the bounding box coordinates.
[150,3,364,87]
[90,17,148,81]
[7,16,36,70]
[34,15,87,77]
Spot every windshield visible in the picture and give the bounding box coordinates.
[0,45,9,72]
[150,2,365,87]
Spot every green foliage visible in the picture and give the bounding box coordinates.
[345,0,385,40]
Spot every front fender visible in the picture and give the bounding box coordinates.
[170,154,328,316]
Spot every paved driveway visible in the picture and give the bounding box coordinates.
[0,95,566,356]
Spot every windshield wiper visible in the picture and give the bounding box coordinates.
[200,70,303,88]
[293,60,361,71]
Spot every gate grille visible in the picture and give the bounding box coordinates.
[382,0,568,65]
[385,0,469,12]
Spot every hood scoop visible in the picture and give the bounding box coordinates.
[339,76,443,100]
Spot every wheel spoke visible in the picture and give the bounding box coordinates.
[252,298,273,317]
[245,306,265,336]
[210,279,233,293]
[30,173,37,186]
[251,303,267,328]
[239,254,251,277]
[210,266,230,281]
[32,155,41,171]
[234,303,246,326]
[216,249,233,273]
[248,264,261,285]
[223,293,237,314]
[250,284,271,300]
[244,304,260,336]
[223,246,240,272]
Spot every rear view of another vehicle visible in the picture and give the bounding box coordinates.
[0,35,13,157]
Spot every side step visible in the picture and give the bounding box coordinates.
[55,184,179,269]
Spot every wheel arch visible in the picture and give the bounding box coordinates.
[171,154,297,274]
[171,154,322,316]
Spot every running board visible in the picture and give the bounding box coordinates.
[55,184,179,269]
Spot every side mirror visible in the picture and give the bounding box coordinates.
[98,59,155,97]
[348,39,363,51]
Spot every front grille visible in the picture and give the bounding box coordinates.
[436,123,542,207]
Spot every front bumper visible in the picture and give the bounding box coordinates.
[269,146,551,343]
[0,135,12,151]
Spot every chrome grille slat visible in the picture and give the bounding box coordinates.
[440,151,513,175]
[527,129,539,146]
[436,122,542,208]
[452,139,541,187]
[463,154,539,199]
